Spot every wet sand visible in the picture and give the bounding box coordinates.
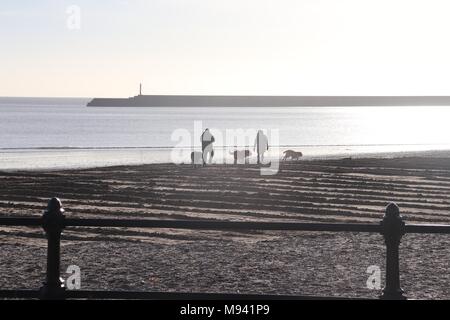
[1,155,450,299]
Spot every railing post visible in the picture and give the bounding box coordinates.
[380,202,406,300]
[40,197,66,300]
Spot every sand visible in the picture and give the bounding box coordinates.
[1,155,450,299]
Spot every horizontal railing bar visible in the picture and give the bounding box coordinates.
[405,224,450,234]
[0,217,41,227]
[0,290,40,299]
[0,289,368,300]
[64,290,365,300]
[1,217,450,235]
[64,218,382,233]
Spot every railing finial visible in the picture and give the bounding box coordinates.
[385,202,400,217]
[46,197,65,215]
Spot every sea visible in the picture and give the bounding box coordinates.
[1,97,450,170]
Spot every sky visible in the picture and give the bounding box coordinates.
[2,0,450,97]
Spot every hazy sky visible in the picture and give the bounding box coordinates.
[2,0,450,97]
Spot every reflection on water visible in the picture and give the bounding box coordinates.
[1,98,450,170]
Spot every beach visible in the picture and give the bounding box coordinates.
[1,154,450,299]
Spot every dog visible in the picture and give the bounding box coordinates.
[190,150,215,166]
[190,151,203,166]
[230,150,252,164]
[282,149,303,161]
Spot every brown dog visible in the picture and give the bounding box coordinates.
[282,150,303,161]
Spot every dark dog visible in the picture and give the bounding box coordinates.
[190,151,203,166]
[230,150,252,164]
[282,150,303,161]
[191,150,214,166]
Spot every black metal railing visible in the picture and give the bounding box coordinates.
[1,197,450,300]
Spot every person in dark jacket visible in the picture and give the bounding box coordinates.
[254,130,269,164]
[201,128,215,165]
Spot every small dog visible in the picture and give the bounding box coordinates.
[191,150,215,166]
[230,150,252,164]
[282,150,303,161]
[190,151,203,166]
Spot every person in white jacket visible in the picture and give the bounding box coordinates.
[254,130,269,164]
[201,128,215,165]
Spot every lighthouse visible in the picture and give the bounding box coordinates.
[139,83,142,96]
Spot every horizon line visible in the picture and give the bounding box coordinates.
[5,94,450,100]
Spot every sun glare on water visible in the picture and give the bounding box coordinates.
[356,106,450,147]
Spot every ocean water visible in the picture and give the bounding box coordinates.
[1,97,450,170]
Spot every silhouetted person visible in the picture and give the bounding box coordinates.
[201,128,215,165]
[254,130,269,164]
